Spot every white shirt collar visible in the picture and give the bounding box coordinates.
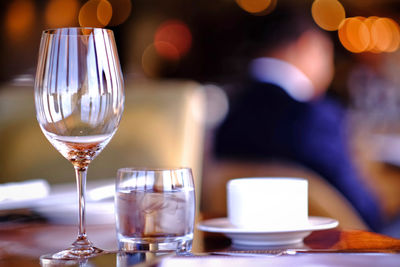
[250,57,315,102]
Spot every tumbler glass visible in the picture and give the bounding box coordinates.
[115,167,195,252]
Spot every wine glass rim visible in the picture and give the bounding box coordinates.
[117,167,192,173]
[42,27,113,36]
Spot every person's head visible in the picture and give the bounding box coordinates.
[244,6,334,97]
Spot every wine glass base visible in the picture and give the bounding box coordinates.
[40,246,105,265]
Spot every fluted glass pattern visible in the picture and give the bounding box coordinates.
[34,27,124,260]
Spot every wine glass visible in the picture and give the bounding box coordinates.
[34,27,124,260]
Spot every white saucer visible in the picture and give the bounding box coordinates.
[197,216,338,246]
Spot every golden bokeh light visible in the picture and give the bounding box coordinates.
[154,41,180,61]
[384,18,400,52]
[97,0,113,26]
[154,20,192,61]
[5,0,35,42]
[141,43,178,78]
[235,0,277,15]
[45,0,79,28]
[79,0,112,28]
[107,0,132,26]
[142,44,160,78]
[312,0,345,31]
[363,16,380,53]
[371,18,400,53]
[338,17,370,53]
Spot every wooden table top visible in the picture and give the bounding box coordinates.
[1,220,400,267]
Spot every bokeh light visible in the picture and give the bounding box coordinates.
[141,43,178,78]
[79,0,112,27]
[154,20,192,61]
[339,16,400,54]
[371,18,400,53]
[154,41,180,61]
[311,0,400,53]
[338,17,370,53]
[5,0,35,42]
[142,44,160,77]
[97,0,113,26]
[45,0,79,28]
[235,0,277,16]
[363,16,380,53]
[312,0,345,31]
[107,0,132,26]
[202,84,229,128]
[383,18,400,52]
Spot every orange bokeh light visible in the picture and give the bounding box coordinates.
[107,0,132,26]
[371,18,400,53]
[235,0,277,16]
[154,41,180,61]
[338,17,370,53]
[142,43,160,77]
[384,18,400,52]
[45,0,79,28]
[97,0,113,26]
[154,20,192,61]
[312,0,345,31]
[141,43,178,78]
[79,0,112,28]
[363,16,380,53]
[5,0,35,42]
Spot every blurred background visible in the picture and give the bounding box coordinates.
[2,0,400,236]
[1,0,400,86]
[2,0,400,131]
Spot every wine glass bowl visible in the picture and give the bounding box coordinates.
[34,27,124,259]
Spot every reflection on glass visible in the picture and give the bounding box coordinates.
[35,27,124,260]
[40,251,169,267]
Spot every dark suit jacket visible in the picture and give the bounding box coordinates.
[215,80,384,231]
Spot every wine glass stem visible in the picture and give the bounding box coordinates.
[75,166,88,241]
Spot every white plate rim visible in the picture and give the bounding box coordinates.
[197,216,339,234]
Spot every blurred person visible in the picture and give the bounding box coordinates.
[214,7,384,231]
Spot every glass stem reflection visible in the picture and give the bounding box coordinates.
[74,166,90,247]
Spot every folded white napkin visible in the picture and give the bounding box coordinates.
[0,179,50,203]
